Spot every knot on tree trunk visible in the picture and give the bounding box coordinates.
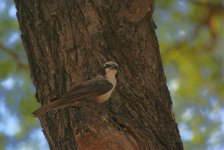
[69,101,140,150]
[119,0,154,22]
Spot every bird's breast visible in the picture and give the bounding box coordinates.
[95,77,116,103]
[95,89,114,103]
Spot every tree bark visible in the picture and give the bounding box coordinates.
[14,0,183,149]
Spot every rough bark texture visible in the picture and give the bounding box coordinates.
[15,0,183,149]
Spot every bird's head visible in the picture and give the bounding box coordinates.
[99,61,119,78]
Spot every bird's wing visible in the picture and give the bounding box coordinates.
[62,78,113,100]
[33,78,113,117]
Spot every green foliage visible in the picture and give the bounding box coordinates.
[155,0,224,149]
[0,61,15,77]
[0,135,5,150]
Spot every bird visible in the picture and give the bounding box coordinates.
[33,61,119,117]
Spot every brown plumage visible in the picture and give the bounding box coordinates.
[33,61,118,117]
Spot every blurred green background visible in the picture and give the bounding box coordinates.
[0,0,223,149]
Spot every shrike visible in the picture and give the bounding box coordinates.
[33,61,118,117]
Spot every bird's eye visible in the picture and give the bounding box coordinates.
[105,64,111,68]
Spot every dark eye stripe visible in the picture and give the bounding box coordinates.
[104,63,118,68]
[105,64,112,68]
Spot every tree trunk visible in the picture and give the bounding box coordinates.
[14,0,183,149]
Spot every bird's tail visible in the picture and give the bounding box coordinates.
[33,98,85,117]
[33,101,61,117]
